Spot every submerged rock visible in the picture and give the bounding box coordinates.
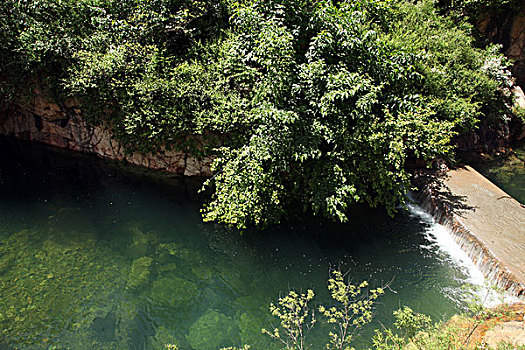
[127,257,153,291]
[42,230,97,254]
[191,265,214,281]
[114,300,155,349]
[157,242,203,263]
[47,207,95,234]
[90,311,117,343]
[0,252,15,275]
[158,262,178,274]
[235,311,270,349]
[151,275,198,308]
[187,309,240,350]
[148,326,181,350]
[128,226,150,258]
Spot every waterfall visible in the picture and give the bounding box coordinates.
[407,201,523,306]
[411,188,525,300]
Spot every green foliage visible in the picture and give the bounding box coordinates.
[371,284,522,350]
[497,343,525,350]
[0,0,512,227]
[320,271,384,350]
[392,306,432,339]
[263,269,384,350]
[513,105,525,123]
[371,307,459,350]
[201,0,511,228]
[65,0,229,153]
[263,289,316,350]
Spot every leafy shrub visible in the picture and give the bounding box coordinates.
[200,0,511,227]
[263,269,384,350]
[0,0,512,227]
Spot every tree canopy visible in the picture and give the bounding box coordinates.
[0,0,512,228]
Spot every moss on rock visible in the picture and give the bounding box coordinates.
[127,256,153,290]
[151,275,198,308]
[158,243,203,263]
[128,226,150,258]
[187,309,240,350]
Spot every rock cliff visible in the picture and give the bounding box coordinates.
[478,2,525,87]
[0,87,212,176]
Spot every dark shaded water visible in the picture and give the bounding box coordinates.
[470,142,525,204]
[0,137,477,349]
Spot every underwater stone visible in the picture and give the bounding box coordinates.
[114,301,139,342]
[48,207,95,233]
[157,243,178,256]
[145,231,159,245]
[187,309,240,350]
[114,300,156,349]
[0,252,15,274]
[43,230,97,253]
[233,295,268,313]
[157,243,203,263]
[151,275,198,307]
[157,262,177,273]
[127,257,153,290]
[235,312,272,349]
[148,326,180,350]
[128,227,150,258]
[191,265,213,281]
[217,269,247,295]
[90,311,117,343]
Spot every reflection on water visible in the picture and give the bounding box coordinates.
[470,142,525,204]
[0,137,479,349]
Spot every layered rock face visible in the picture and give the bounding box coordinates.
[478,2,525,87]
[0,88,212,176]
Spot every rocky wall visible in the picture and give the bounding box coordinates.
[478,2,525,87]
[0,88,212,177]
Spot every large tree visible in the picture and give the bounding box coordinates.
[198,0,511,227]
[1,0,512,228]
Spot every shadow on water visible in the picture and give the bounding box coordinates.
[0,136,477,350]
[468,140,525,204]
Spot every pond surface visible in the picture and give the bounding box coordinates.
[0,137,480,350]
[470,142,525,204]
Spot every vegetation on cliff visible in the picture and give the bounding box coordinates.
[436,0,523,24]
[0,0,514,227]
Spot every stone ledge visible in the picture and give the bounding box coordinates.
[414,166,525,298]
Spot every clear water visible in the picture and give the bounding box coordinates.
[470,142,525,204]
[0,137,479,350]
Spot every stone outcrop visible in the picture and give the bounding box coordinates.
[413,166,525,298]
[478,2,525,87]
[0,88,212,176]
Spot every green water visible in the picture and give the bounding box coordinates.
[0,137,475,350]
[470,143,525,204]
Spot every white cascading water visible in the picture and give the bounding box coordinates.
[406,202,519,307]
